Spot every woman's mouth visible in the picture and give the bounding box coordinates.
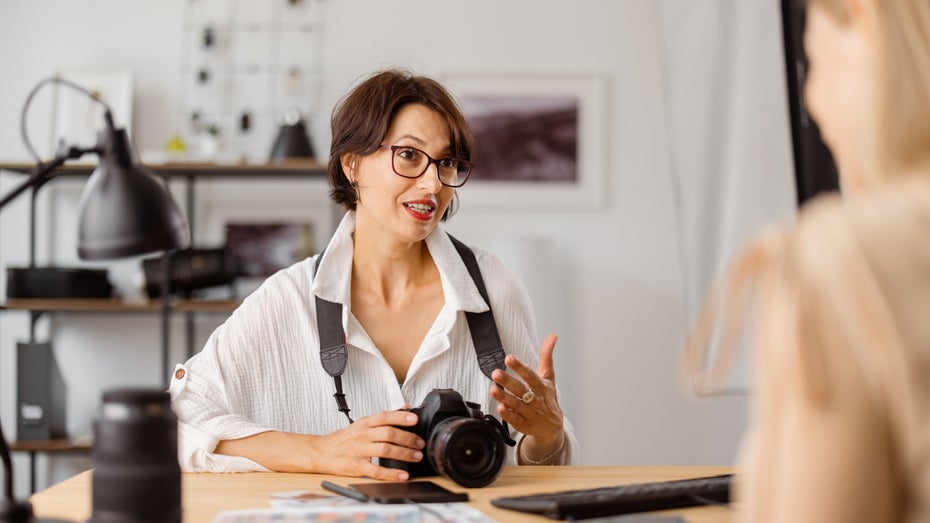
[403,201,436,220]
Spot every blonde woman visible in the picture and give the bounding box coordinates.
[687,0,930,521]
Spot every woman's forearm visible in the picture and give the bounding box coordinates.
[215,430,321,472]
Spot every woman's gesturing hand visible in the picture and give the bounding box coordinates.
[490,333,565,460]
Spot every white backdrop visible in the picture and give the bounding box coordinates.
[657,0,798,389]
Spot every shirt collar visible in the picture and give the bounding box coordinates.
[311,211,488,314]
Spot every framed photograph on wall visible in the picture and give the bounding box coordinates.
[195,179,336,296]
[443,73,608,210]
[51,69,133,157]
[225,222,315,277]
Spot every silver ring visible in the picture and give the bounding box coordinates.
[521,390,535,404]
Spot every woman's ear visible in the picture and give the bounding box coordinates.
[340,153,358,182]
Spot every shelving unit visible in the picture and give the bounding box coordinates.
[1,159,327,374]
[9,439,92,494]
[0,160,330,485]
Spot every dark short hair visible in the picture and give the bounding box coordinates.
[327,69,474,220]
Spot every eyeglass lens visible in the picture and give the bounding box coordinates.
[391,146,470,187]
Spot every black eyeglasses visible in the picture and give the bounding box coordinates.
[378,145,473,188]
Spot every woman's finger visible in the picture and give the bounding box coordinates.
[537,333,558,382]
[368,425,425,451]
[504,355,551,394]
[491,367,532,398]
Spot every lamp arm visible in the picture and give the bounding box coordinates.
[0,146,97,213]
[20,76,114,164]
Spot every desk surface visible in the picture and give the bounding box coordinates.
[31,466,734,523]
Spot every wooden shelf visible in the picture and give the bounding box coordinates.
[2,298,241,313]
[174,299,241,313]
[0,159,327,178]
[9,439,91,453]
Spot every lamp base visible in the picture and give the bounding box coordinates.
[5,267,111,299]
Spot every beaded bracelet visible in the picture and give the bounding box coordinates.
[519,431,566,465]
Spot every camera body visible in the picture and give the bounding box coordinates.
[380,388,513,488]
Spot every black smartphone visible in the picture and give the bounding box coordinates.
[349,481,469,504]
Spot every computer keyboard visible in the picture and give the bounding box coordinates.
[491,473,733,520]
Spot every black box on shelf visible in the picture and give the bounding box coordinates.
[16,342,68,441]
[6,267,112,299]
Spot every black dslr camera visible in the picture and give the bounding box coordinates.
[380,389,515,488]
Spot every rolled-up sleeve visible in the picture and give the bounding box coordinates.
[170,342,276,472]
[168,272,304,473]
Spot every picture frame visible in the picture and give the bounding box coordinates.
[443,73,608,210]
[225,222,315,278]
[197,180,334,244]
[195,179,336,296]
[50,69,133,157]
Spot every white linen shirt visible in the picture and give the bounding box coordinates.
[170,211,578,472]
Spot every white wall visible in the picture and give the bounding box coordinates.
[0,0,795,498]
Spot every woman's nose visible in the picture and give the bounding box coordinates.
[417,162,443,192]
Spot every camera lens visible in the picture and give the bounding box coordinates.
[428,417,505,488]
[90,389,181,523]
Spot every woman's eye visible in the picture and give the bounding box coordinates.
[438,158,457,169]
[397,148,420,161]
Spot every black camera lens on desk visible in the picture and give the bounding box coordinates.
[380,389,513,488]
[90,389,181,523]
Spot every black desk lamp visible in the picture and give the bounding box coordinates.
[1,76,191,257]
[0,77,191,521]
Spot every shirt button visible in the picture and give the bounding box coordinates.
[174,368,186,380]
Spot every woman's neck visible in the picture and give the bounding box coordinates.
[351,227,436,305]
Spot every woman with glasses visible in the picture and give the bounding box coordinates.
[170,69,578,478]
[687,0,930,520]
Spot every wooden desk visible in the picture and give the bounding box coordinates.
[31,466,734,522]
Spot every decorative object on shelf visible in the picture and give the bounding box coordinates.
[16,343,67,442]
[141,247,236,299]
[269,110,316,160]
[164,133,188,157]
[6,267,111,300]
[200,122,223,158]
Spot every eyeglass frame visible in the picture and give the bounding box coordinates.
[377,144,474,188]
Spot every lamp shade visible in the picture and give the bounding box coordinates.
[77,127,191,260]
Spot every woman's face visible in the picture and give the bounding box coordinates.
[349,103,456,244]
[803,3,875,192]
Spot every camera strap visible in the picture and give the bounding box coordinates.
[445,234,507,379]
[312,232,508,425]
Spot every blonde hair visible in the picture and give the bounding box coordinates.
[686,179,930,423]
[685,178,930,519]
[809,0,930,177]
